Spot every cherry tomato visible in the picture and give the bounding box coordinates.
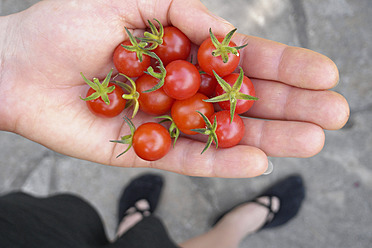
[85,83,126,118]
[164,60,201,100]
[113,40,151,77]
[216,73,256,114]
[154,26,191,65]
[136,74,175,115]
[197,37,240,77]
[171,93,214,135]
[196,65,218,98]
[132,122,171,161]
[211,110,245,148]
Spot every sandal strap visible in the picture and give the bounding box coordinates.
[251,195,279,226]
[122,201,151,218]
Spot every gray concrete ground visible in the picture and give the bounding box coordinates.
[0,0,371,247]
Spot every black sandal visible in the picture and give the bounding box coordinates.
[214,175,305,230]
[259,175,305,229]
[118,173,164,224]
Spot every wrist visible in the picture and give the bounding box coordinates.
[0,16,7,85]
[0,15,18,132]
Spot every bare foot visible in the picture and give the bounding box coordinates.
[116,199,151,237]
[214,196,280,240]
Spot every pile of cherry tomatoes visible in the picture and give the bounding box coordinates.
[81,19,257,161]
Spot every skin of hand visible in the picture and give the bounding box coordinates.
[0,0,349,178]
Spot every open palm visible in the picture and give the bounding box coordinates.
[0,0,349,178]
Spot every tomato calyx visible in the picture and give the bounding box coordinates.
[80,69,115,105]
[204,67,258,122]
[190,111,218,154]
[142,52,167,93]
[154,115,180,147]
[140,19,164,49]
[121,27,151,62]
[209,28,248,63]
[114,74,140,118]
[110,116,136,158]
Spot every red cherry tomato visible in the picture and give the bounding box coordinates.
[195,65,218,98]
[215,73,256,114]
[85,83,126,118]
[164,60,201,100]
[199,73,218,97]
[113,40,151,77]
[132,122,171,161]
[197,37,240,77]
[136,74,175,115]
[154,26,191,65]
[211,110,245,148]
[171,93,214,135]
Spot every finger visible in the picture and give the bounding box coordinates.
[246,79,350,130]
[182,117,326,158]
[233,33,339,90]
[111,138,268,178]
[241,118,325,158]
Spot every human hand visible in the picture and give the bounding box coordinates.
[0,0,349,178]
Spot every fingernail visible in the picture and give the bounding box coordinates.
[262,159,274,175]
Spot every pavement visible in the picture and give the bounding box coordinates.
[0,0,371,247]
